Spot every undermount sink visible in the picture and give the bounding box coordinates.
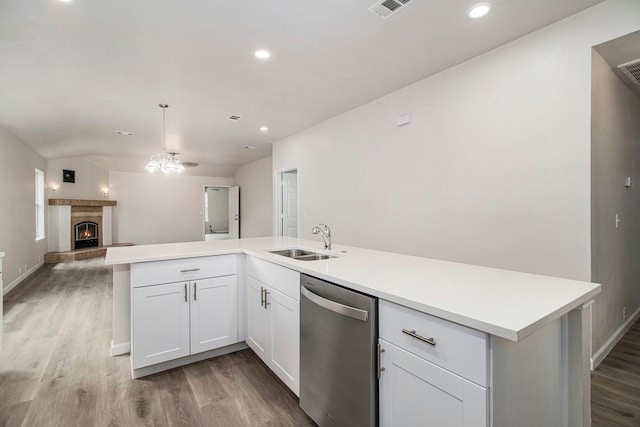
[294,254,334,261]
[270,249,315,258]
[269,248,336,261]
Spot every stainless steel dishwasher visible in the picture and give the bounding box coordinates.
[300,274,378,426]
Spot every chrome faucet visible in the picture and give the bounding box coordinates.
[311,224,331,250]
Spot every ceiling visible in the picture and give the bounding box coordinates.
[0,0,605,177]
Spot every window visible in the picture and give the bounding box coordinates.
[35,168,45,240]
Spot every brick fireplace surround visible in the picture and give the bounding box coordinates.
[46,199,122,263]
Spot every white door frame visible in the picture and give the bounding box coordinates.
[274,167,299,237]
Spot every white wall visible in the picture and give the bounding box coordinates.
[47,157,110,200]
[109,171,232,245]
[590,49,640,355]
[273,0,640,282]
[233,156,273,238]
[0,128,48,293]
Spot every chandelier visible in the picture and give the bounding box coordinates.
[145,104,185,174]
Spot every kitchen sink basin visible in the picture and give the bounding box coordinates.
[270,249,315,258]
[269,248,336,261]
[294,254,334,261]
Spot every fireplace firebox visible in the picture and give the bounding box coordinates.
[74,221,99,250]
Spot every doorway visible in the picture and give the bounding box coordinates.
[204,185,240,240]
[277,169,298,237]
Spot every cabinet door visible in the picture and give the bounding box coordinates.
[246,276,270,361]
[379,339,487,427]
[190,275,238,354]
[268,287,300,396]
[132,282,190,369]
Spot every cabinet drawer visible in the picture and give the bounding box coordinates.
[379,300,488,386]
[132,255,237,287]
[246,256,300,300]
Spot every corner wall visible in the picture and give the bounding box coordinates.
[109,171,233,245]
[272,0,640,282]
[590,49,640,359]
[233,156,273,238]
[0,128,48,294]
[47,157,110,200]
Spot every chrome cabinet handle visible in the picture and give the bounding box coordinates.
[193,282,197,301]
[180,268,201,273]
[402,329,436,347]
[260,287,265,307]
[184,283,187,302]
[264,289,270,309]
[377,344,386,379]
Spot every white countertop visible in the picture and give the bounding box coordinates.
[105,236,600,342]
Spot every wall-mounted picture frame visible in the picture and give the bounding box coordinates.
[63,169,75,183]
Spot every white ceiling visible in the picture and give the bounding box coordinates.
[0,0,605,177]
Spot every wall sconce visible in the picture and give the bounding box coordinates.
[101,187,109,199]
[50,183,60,192]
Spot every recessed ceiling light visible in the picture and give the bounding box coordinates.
[467,3,491,19]
[243,145,257,150]
[254,49,271,60]
[229,115,241,121]
[116,130,134,136]
[259,126,269,132]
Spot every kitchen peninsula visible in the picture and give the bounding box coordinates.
[105,236,600,426]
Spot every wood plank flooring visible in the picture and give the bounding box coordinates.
[0,258,315,427]
[591,320,640,427]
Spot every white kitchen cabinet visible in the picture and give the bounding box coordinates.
[379,300,488,427]
[133,281,191,368]
[131,255,238,372]
[190,276,238,354]
[246,276,270,360]
[246,257,300,395]
[266,282,299,390]
[379,339,487,427]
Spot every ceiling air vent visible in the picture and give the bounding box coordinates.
[618,58,640,86]
[369,0,412,19]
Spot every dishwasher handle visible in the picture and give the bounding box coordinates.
[301,285,369,321]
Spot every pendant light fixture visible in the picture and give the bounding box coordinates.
[145,104,185,174]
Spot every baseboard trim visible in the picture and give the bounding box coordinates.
[591,305,640,370]
[3,261,44,296]
[131,342,248,379]
[110,340,131,356]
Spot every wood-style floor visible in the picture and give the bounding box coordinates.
[0,258,315,427]
[591,319,640,426]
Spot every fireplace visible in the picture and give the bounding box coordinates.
[74,221,99,250]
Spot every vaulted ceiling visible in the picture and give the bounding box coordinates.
[0,0,604,176]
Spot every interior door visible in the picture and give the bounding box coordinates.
[228,186,240,239]
[281,171,298,237]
